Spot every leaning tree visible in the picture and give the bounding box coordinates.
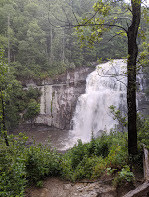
[73,0,146,156]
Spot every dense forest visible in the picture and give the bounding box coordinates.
[0,0,129,80]
[0,0,149,196]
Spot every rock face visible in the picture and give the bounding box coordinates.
[24,64,148,130]
[33,67,94,129]
[26,177,117,197]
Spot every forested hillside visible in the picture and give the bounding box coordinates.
[0,0,129,81]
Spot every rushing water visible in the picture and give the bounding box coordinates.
[65,59,127,148]
[18,59,145,151]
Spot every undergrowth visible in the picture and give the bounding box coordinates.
[0,116,149,196]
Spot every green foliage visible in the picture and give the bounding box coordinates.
[26,87,41,100]
[5,85,41,130]
[61,131,128,181]
[0,134,28,197]
[0,0,138,81]
[0,50,41,130]
[138,116,149,148]
[109,105,127,132]
[113,165,135,187]
[0,133,61,196]
[26,145,61,183]
[72,156,102,180]
[23,99,40,125]
[68,139,88,169]
[105,144,127,168]
[0,150,27,197]
[1,117,149,195]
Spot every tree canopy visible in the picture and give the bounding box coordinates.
[0,0,131,81]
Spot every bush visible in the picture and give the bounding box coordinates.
[138,117,149,148]
[73,156,103,180]
[60,131,129,182]
[68,140,88,169]
[23,99,40,125]
[91,157,107,179]
[0,135,28,197]
[0,133,61,196]
[0,152,27,197]
[113,165,135,187]
[92,134,112,158]
[105,145,128,168]
[26,145,61,183]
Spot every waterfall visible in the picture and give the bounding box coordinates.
[67,59,127,146]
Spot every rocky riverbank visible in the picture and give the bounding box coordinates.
[25,177,140,197]
[26,177,116,197]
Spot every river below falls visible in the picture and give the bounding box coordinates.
[12,125,70,151]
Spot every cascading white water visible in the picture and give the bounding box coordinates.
[68,59,127,146]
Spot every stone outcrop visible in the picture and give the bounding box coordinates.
[26,67,94,129]
[26,178,117,197]
[24,64,148,130]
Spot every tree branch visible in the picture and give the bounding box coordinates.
[51,13,68,24]
[48,12,62,29]
[61,6,70,25]
[71,6,79,24]
[72,23,128,33]
[84,10,99,25]
[107,32,124,42]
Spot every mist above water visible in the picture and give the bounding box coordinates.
[65,59,127,148]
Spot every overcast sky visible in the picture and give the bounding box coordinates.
[126,0,149,6]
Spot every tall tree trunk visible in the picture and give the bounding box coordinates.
[50,24,53,62]
[46,25,53,63]
[8,15,10,65]
[1,90,9,146]
[62,29,65,62]
[127,0,141,156]
[46,34,50,61]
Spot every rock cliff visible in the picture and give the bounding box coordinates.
[29,67,94,129]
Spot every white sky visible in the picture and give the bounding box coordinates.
[125,0,149,6]
[141,0,149,6]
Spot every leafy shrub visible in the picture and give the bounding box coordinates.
[68,140,88,169]
[0,152,27,197]
[0,135,28,197]
[60,131,129,182]
[73,156,103,180]
[60,153,73,180]
[105,145,128,168]
[26,145,61,183]
[138,117,149,148]
[113,165,135,187]
[91,157,107,179]
[92,134,112,158]
[26,87,41,101]
[0,133,61,196]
